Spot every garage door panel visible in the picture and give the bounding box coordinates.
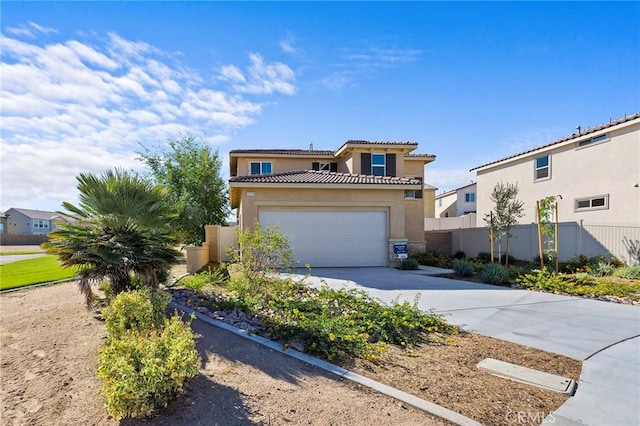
[259,211,387,267]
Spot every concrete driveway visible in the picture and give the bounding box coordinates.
[0,253,46,265]
[286,267,640,426]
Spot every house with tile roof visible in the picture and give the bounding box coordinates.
[3,208,72,236]
[434,182,477,219]
[471,113,640,226]
[228,140,436,267]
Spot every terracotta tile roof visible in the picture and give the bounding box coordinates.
[342,140,418,145]
[229,170,422,186]
[406,153,436,159]
[471,112,640,171]
[229,149,335,156]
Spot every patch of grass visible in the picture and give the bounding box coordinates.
[0,256,77,290]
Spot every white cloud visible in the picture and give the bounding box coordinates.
[321,45,422,91]
[279,35,300,55]
[5,21,58,39]
[0,26,296,212]
[219,53,296,95]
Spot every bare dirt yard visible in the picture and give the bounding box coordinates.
[1,277,582,426]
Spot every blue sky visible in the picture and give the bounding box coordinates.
[1,1,639,213]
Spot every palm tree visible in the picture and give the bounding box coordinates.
[44,169,181,308]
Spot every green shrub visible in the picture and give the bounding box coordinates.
[453,250,466,259]
[517,270,640,298]
[98,315,199,419]
[562,254,624,274]
[613,266,640,280]
[499,254,517,265]
[260,280,457,361]
[104,289,171,338]
[452,260,474,277]
[477,252,492,263]
[481,263,511,285]
[181,269,226,292]
[414,251,453,268]
[399,258,420,270]
[592,262,617,277]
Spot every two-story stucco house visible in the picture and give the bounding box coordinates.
[3,208,72,235]
[434,182,477,218]
[471,113,640,225]
[228,141,435,267]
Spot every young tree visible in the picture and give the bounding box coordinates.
[43,169,181,308]
[483,182,524,267]
[139,134,229,245]
[537,195,559,269]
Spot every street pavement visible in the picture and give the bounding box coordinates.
[0,253,46,265]
[285,266,640,426]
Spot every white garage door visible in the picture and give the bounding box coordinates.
[259,211,387,267]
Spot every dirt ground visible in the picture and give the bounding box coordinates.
[1,276,583,426]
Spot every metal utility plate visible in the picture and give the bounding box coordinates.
[477,358,577,395]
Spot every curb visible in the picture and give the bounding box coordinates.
[0,277,78,294]
[169,301,482,426]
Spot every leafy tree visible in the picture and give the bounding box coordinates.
[139,134,229,245]
[483,182,524,267]
[43,169,181,308]
[226,224,293,292]
[538,195,558,268]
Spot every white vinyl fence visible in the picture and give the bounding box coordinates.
[447,222,640,265]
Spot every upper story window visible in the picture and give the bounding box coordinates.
[371,153,386,176]
[33,220,49,229]
[575,194,609,212]
[312,162,337,172]
[465,192,475,202]
[535,155,550,181]
[250,161,272,175]
[578,134,608,148]
[438,199,442,207]
[360,153,396,176]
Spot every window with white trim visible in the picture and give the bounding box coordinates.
[535,155,550,181]
[250,161,272,175]
[438,199,442,207]
[575,194,609,212]
[33,220,49,229]
[578,134,608,148]
[465,192,475,202]
[371,153,386,176]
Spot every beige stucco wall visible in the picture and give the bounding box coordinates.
[423,189,436,218]
[476,122,640,225]
[235,156,334,175]
[236,186,410,240]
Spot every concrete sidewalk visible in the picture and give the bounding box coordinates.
[288,267,640,426]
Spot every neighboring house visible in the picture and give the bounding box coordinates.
[228,140,435,267]
[471,113,640,225]
[3,208,71,236]
[434,182,477,218]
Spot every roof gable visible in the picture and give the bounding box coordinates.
[6,208,60,220]
[471,112,640,171]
